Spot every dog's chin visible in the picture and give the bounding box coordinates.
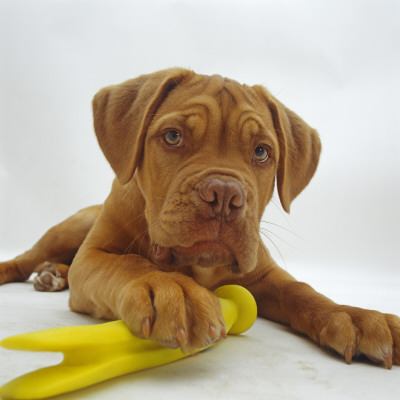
[152,241,238,271]
[173,252,238,271]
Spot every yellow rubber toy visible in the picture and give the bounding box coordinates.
[0,285,257,399]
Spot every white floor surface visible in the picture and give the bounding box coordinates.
[1,268,399,400]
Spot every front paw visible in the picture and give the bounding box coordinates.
[119,272,226,352]
[316,306,400,368]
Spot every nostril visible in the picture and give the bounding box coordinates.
[226,182,245,209]
[210,197,219,207]
[199,183,217,203]
[230,195,241,209]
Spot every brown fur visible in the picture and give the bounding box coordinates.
[1,68,399,364]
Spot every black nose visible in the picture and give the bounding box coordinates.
[198,178,245,220]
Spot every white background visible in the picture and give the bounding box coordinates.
[0,1,400,398]
[1,0,399,280]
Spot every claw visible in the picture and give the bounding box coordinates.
[344,346,353,365]
[141,317,152,338]
[383,355,393,370]
[208,324,219,340]
[176,328,187,345]
[221,326,227,339]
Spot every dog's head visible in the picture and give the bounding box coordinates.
[92,68,320,273]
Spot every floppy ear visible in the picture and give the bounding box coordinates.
[93,68,192,184]
[254,86,321,213]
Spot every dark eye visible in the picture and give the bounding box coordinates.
[253,145,269,162]
[164,130,183,146]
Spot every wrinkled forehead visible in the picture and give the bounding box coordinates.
[153,74,276,141]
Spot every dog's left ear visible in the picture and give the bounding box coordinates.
[93,68,192,184]
[254,86,321,213]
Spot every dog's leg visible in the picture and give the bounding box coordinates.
[246,246,400,368]
[0,205,101,287]
[68,246,226,352]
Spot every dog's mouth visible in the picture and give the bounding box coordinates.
[174,240,231,255]
[152,241,238,270]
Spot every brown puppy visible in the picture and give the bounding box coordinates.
[1,68,399,365]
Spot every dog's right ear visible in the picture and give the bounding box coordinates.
[93,68,192,184]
